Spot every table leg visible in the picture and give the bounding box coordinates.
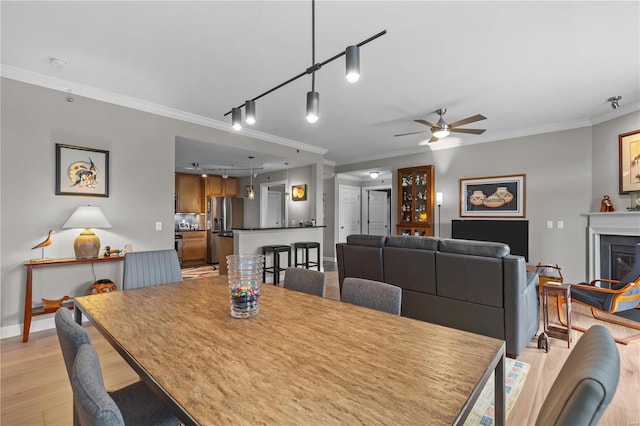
[495,354,505,426]
[22,265,34,342]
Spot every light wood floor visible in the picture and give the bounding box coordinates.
[2,269,639,425]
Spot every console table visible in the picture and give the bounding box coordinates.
[22,256,124,342]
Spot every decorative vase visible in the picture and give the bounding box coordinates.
[495,186,514,203]
[226,254,264,318]
[469,190,486,206]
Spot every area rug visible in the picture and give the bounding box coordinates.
[464,358,530,426]
[181,265,218,280]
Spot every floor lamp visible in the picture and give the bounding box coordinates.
[436,192,443,237]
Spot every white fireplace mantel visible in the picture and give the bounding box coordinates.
[586,211,640,280]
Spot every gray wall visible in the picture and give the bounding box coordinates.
[334,114,640,284]
[0,78,323,336]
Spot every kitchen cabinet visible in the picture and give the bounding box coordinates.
[396,165,435,236]
[175,173,204,213]
[206,175,238,197]
[181,231,206,266]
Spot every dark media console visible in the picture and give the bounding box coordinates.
[451,219,529,261]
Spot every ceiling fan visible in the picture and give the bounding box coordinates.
[395,108,487,142]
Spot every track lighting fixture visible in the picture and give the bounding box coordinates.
[232,107,242,131]
[222,170,228,179]
[608,96,621,109]
[225,0,385,127]
[245,100,256,125]
[369,171,379,179]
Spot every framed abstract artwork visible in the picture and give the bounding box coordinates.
[55,144,109,197]
[619,129,640,194]
[291,184,307,201]
[460,174,525,217]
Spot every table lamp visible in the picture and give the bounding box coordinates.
[62,205,111,259]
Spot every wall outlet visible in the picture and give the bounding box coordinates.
[155,221,162,231]
[546,220,553,229]
[557,221,564,229]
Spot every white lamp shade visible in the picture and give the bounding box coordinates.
[63,206,111,229]
[436,192,444,205]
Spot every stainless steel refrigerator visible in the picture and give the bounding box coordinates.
[207,197,243,264]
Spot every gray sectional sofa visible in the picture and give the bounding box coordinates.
[336,234,539,357]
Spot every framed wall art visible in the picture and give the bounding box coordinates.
[291,184,307,201]
[55,144,109,197]
[460,174,525,218]
[619,129,640,194]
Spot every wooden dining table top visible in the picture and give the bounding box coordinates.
[74,275,505,426]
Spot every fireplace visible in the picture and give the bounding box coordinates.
[600,235,640,280]
[587,212,640,281]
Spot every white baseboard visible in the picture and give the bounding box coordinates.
[1,313,89,340]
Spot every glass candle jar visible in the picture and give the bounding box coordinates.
[226,254,265,318]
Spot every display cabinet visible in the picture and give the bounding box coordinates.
[396,165,435,236]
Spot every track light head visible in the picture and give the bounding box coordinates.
[345,45,360,83]
[232,107,242,130]
[306,91,320,123]
[608,96,622,109]
[245,100,256,125]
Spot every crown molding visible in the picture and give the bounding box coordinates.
[0,65,327,156]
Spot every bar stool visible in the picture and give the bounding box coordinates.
[262,245,291,285]
[292,241,321,271]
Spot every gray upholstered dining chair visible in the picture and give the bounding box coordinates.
[283,267,326,297]
[55,309,181,426]
[341,277,402,315]
[122,249,182,290]
[535,325,620,426]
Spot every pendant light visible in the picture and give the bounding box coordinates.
[245,100,256,124]
[247,156,255,200]
[285,162,291,200]
[345,45,360,83]
[232,107,242,131]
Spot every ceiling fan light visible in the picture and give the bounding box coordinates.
[245,100,256,124]
[231,107,242,131]
[345,45,360,83]
[433,128,450,138]
[306,91,320,123]
[369,171,379,179]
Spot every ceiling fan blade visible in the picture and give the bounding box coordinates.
[449,128,486,135]
[394,130,430,137]
[428,136,439,143]
[414,119,438,128]
[448,114,487,128]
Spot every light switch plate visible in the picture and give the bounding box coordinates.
[546,220,553,229]
[557,221,564,229]
[155,221,162,231]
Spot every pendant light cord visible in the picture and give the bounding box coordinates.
[311,0,316,92]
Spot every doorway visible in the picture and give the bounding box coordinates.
[338,184,361,243]
[260,180,287,228]
[365,189,391,236]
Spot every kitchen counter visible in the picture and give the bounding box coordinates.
[233,227,324,271]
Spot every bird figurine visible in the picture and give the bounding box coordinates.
[32,229,55,259]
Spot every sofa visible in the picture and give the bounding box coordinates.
[336,234,540,357]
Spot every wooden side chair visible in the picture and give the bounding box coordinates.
[560,243,640,344]
[283,267,326,297]
[341,277,402,315]
[123,249,182,290]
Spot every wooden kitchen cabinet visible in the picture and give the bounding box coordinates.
[181,231,206,266]
[206,175,238,197]
[175,173,204,213]
[396,165,435,236]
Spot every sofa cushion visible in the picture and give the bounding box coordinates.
[436,251,504,308]
[384,246,436,294]
[385,235,439,250]
[346,234,386,247]
[439,238,510,258]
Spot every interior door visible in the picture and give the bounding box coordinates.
[368,190,389,236]
[267,191,282,227]
[339,185,361,243]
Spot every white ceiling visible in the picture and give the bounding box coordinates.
[2,1,639,178]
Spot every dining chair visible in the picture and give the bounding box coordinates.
[122,249,183,290]
[72,344,181,426]
[341,277,402,315]
[55,309,181,426]
[535,325,620,426]
[283,267,326,297]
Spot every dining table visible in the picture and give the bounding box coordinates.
[74,275,505,425]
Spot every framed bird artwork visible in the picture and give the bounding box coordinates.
[55,144,109,197]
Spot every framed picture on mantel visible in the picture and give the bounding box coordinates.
[619,129,640,194]
[55,144,109,197]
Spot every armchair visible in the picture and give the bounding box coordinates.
[562,243,640,345]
